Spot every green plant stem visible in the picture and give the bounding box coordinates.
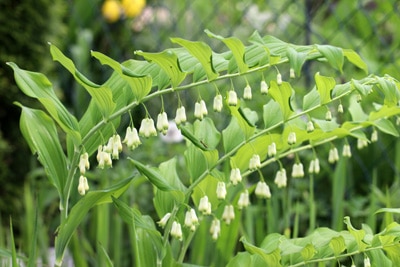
[309,174,315,232]
[177,230,196,263]
[288,243,398,267]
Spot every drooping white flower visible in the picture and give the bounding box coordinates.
[364,257,371,267]
[210,219,221,240]
[337,103,344,113]
[342,144,352,157]
[371,129,378,142]
[237,190,250,209]
[157,112,169,135]
[307,121,314,133]
[249,154,261,170]
[228,90,238,106]
[308,158,320,174]
[103,137,114,153]
[328,147,339,164]
[184,209,198,231]
[268,142,277,157]
[230,168,242,185]
[222,205,235,224]
[111,134,123,159]
[213,94,223,112]
[79,152,90,174]
[243,84,252,100]
[216,182,227,200]
[123,126,141,150]
[194,102,203,120]
[274,168,287,188]
[200,100,208,116]
[171,221,183,241]
[325,110,332,121]
[277,73,282,85]
[139,118,157,138]
[97,146,112,169]
[78,175,89,195]
[157,213,171,228]
[255,181,271,198]
[292,162,305,178]
[175,106,187,125]
[288,132,297,145]
[290,68,295,79]
[199,196,212,215]
[260,80,269,94]
[357,139,368,150]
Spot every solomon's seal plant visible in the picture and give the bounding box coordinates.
[8,30,400,266]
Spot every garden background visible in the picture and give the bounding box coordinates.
[1,0,399,266]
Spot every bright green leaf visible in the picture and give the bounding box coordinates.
[268,81,293,120]
[373,118,399,137]
[8,62,81,145]
[344,49,368,73]
[241,237,282,266]
[205,29,249,73]
[135,50,186,88]
[129,159,176,191]
[315,72,335,104]
[228,104,255,140]
[329,236,346,256]
[171,38,218,81]
[193,118,221,149]
[184,144,208,182]
[303,88,320,110]
[222,116,245,153]
[343,216,368,252]
[375,77,400,107]
[286,46,308,77]
[316,45,344,72]
[301,244,317,261]
[263,100,284,129]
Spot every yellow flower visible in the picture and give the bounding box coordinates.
[102,0,122,23]
[122,0,146,18]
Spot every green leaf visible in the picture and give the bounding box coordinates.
[343,216,368,252]
[268,81,293,120]
[16,105,67,199]
[129,159,176,191]
[91,51,152,101]
[226,252,252,267]
[316,44,344,72]
[329,236,346,256]
[9,218,18,267]
[228,104,255,140]
[135,50,186,88]
[98,243,114,267]
[315,72,335,104]
[184,144,208,182]
[154,158,186,217]
[373,118,399,137]
[343,49,368,73]
[286,46,308,77]
[179,123,211,151]
[301,244,317,262]
[263,100,284,129]
[8,62,81,145]
[193,118,221,149]
[49,44,116,118]
[375,77,400,107]
[222,116,246,153]
[375,208,400,215]
[241,237,282,266]
[205,29,249,73]
[303,88,321,110]
[171,38,218,81]
[55,177,133,265]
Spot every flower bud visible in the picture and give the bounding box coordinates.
[260,80,269,94]
[325,110,332,121]
[112,134,122,159]
[288,132,297,145]
[230,168,242,185]
[194,102,203,120]
[243,84,252,100]
[274,168,287,188]
[290,68,295,79]
[328,147,339,164]
[277,73,282,85]
[255,181,271,198]
[337,103,344,113]
[357,139,368,150]
[157,112,169,135]
[199,196,212,215]
[79,152,90,174]
[184,209,198,231]
[216,182,227,200]
[222,205,235,224]
[371,129,378,142]
[364,257,371,267]
[307,121,314,133]
[78,175,89,195]
[237,190,250,209]
[249,154,261,170]
[268,142,277,157]
[342,144,352,157]
[157,213,171,228]
[308,158,320,174]
[175,106,187,125]
[171,221,183,241]
[213,94,223,112]
[228,90,238,106]
[210,219,221,240]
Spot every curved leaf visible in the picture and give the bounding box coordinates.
[316,44,344,72]
[315,72,335,104]
[268,81,293,120]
